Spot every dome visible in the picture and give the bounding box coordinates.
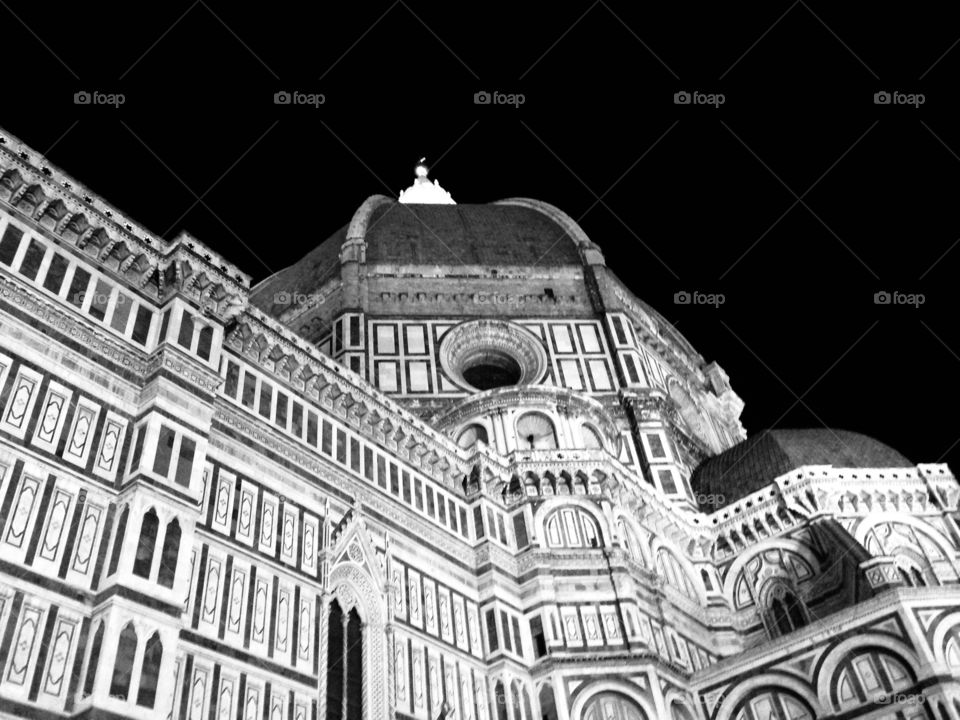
[249,194,604,326]
[363,202,582,266]
[690,429,913,511]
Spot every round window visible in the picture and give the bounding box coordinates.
[439,320,547,392]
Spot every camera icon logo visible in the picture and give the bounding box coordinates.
[874,291,891,304]
[674,291,691,304]
[474,91,492,105]
[274,91,292,105]
[674,91,691,105]
[74,91,91,105]
[874,91,891,105]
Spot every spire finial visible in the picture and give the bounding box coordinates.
[398,156,456,204]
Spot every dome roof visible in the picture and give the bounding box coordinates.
[690,429,913,511]
[363,202,582,266]
[250,195,603,320]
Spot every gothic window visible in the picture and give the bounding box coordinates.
[656,549,696,599]
[135,631,162,707]
[493,680,508,720]
[582,692,649,720]
[457,424,488,448]
[765,585,807,638]
[732,690,814,720]
[671,702,696,720]
[133,508,159,578]
[157,518,181,588]
[701,569,713,591]
[109,622,138,699]
[539,684,557,720]
[516,413,557,450]
[832,648,914,711]
[543,507,603,548]
[196,326,214,361]
[107,506,129,576]
[82,621,104,697]
[326,599,363,720]
[177,311,194,349]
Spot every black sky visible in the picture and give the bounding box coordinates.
[2,1,959,470]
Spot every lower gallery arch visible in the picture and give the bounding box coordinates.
[569,681,656,720]
[813,634,921,711]
[711,675,820,720]
[323,562,387,720]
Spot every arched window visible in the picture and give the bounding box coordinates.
[732,689,814,720]
[326,599,363,720]
[82,622,104,697]
[133,509,159,578]
[457,424,488,448]
[510,681,523,720]
[701,569,713,591]
[765,585,807,638]
[157,518,181,588]
[671,701,696,720]
[581,425,604,450]
[833,648,914,711]
[136,631,162,707]
[656,550,696,599]
[582,692,648,720]
[493,680,508,720]
[516,413,557,450]
[543,507,603,548]
[196,326,214,361]
[110,623,138,699]
[177,312,194,349]
[539,684,557,720]
[107,506,129,576]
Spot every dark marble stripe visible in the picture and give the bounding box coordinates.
[24,472,57,566]
[57,488,86,578]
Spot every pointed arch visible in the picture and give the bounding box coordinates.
[157,518,181,588]
[197,325,214,361]
[136,631,163,707]
[133,508,159,578]
[324,528,387,720]
[110,622,138,699]
[82,621,104,697]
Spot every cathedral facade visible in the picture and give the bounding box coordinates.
[0,128,958,720]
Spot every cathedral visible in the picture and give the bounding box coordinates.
[0,125,958,720]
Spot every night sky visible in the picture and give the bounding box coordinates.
[3,2,959,470]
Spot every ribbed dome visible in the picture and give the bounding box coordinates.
[363,202,581,266]
[250,196,600,320]
[691,429,913,511]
